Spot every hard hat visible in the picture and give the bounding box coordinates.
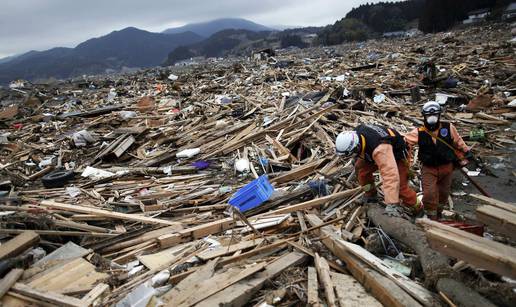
[421,101,441,116]
[336,131,359,157]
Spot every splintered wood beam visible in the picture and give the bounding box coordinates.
[305,214,423,307]
[315,253,337,307]
[476,205,516,240]
[0,269,23,299]
[158,218,235,248]
[263,187,361,215]
[271,158,326,184]
[0,231,39,260]
[11,283,84,307]
[40,200,179,226]
[418,218,516,279]
[469,194,516,214]
[307,267,321,307]
[331,272,382,307]
[195,252,307,307]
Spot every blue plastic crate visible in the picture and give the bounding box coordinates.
[229,175,274,212]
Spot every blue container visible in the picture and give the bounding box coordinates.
[229,175,274,212]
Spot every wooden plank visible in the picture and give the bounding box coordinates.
[331,272,382,307]
[265,134,298,162]
[263,187,361,215]
[0,231,39,260]
[40,200,178,226]
[2,292,55,307]
[81,283,109,306]
[0,269,23,299]
[476,205,516,240]
[180,262,267,306]
[315,253,337,307]
[112,135,135,158]
[161,259,218,305]
[307,267,320,307]
[197,239,263,261]
[287,241,346,273]
[11,283,84,307]
[137,242,194,270]
[219,239,290,266]
[101,225,182,253]
[0,229,116,237]
[305,214,422,307]
[196,252,307,307]
[28,257,108,294]
[336,237,440,306]
[469,194,516,214]
[418,219,516,279]
[158,218,234,248]
[271,158,326,184]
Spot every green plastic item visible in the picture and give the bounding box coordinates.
[469,128,485,141]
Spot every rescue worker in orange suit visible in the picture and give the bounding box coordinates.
[336,124,421,216]
[404,101,473,220]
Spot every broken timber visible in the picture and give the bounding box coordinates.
[40,201,178,226]
[418,218,516,279]
[305,214,423,307]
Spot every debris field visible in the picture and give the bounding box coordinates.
[0,23,515,306]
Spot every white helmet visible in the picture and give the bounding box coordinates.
[336,131,359,157]
[422,101,441,116]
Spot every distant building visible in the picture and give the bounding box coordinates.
[252,48,275,61]
[463,8,490,24]
[302,33,318,44]
[382,31,406,38]
[502,2,516,20]
[406,28,423,37]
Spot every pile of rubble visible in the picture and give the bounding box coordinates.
[0,23,514,306]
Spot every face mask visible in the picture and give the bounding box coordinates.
[426,115,439,125]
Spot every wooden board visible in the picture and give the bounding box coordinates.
[336,238,439,306]
[11,283,84,307]
[307,267,320,306]
[158,217,235,248]
[81,283,109,306]
[40,200,178,226]
[305,214,422,307]
[0,231,39,260]
[476,205,516,240]
[179,262,266,306]
[0,269,23,299]
[196,252,307,307]
[271,158,326,184]
[161,259,218,305]
[331,272,382,307]
[197,239,263,261]
[418,218,516,279]
[315,253,337,307]
[469,194,516,214]
[263,187,361,215]
[137,242,193,270]
[27,257,108,294]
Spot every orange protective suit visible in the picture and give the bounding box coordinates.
[356,143,418,208]
[404,123,469,217]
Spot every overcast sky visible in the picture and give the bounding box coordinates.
[0,0,387,58]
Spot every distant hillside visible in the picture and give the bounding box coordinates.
[0,27,203,84]
[163,18,273,37]
[164,29,272,65]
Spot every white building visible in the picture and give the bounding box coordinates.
[463,8,490,24]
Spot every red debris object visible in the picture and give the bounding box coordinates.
[439,220,484,236]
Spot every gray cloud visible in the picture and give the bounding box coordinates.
[0,0,384,58]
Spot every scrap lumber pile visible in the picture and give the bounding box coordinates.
[0,23,514,306]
